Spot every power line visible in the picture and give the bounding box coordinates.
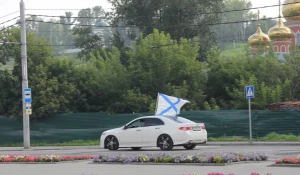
[0,11,19,19]
[26,8,91,11]
[0,16,20,26]
[28,44,75,47]
[0,23,18,32]
[27,14,106,19]
[25,14,287,28]
[32,30,113,33]
[24,1,300,19]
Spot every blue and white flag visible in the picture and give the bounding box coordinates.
[155,93,190,117]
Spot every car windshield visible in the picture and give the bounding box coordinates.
[163,116,195,123]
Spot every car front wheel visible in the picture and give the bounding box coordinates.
[157,134,174,150]
[183,143,197,150]
[104,135,119,150]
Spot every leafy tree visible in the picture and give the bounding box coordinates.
[127,29,207,109]
[77,6,106,25]
[0,28,80,118]
[59,12,75,48]
[73,47,129,113]
[283,48,300,100]
[36,18,66,53]
[0,70,19,115]
[221,0,256,42]
[108,0,224,61]
[110,30,130,65]
[115,89,153,113]
[206,47,291,109]
[0,27,21,65]
[210,98,220,110]
[226,74,291,110]
[73,26,103,59]
[204,101,212,110]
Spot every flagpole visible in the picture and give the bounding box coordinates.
[154,92,159,115]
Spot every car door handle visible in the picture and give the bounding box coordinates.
[136,129,141,131]
[155,128,160,129]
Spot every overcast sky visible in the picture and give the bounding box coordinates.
[0,0,280,27]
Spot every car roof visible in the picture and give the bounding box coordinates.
[138,115,181,118]
[137,115,186,121]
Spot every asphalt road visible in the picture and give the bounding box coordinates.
[0,160,299,175]
[0,143,299,175]
[1,143,299,159]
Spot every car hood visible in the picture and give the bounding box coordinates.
[104,127,123,133]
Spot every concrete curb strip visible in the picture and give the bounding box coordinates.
[268,163,300,167]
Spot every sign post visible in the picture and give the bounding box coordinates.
[245,85,254,144]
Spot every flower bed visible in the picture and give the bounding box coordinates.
[93,152,268,164]
[0,155,94,163]
[269,154,300,167]
[275,157,300,164]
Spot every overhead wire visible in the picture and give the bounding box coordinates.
[1,2,298,48]
[24,14,286,28]
[29,44,75,47]
[0,16,20,26]
[0,23,19,32]
[25,8,113,11]
[1,1,297,30]
[27,14,106,19]
[0,11,19,19]
[25,1,300,19]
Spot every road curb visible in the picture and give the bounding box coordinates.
[267,163,300,167]
[206,142,300,146]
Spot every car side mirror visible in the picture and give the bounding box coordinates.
[123,125,127,130]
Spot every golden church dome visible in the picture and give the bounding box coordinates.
[248,24,270,48]
[282,0,300,21]
[268,18,292,41]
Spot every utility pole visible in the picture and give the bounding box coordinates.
[20,0,30,149]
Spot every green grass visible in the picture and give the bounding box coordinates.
[209,132,300,142]
[220,42,248,58]
[0,139,99,147]
[1,132,299,147]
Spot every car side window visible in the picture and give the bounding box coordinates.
[144,118,164,127]
[126,119,145,129]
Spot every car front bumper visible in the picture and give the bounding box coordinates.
[100,135,105,148]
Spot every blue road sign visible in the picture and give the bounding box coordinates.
[245,85,254,99]
[24,88,32,103]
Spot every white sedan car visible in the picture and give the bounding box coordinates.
[100,115,207,151]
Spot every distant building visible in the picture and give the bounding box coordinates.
[248,0,299,57]
[268,101,300,111]
[94,20,113,47]
[247,10,270,55]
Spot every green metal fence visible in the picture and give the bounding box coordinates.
[0,110,299,144]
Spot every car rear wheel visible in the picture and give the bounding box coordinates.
[131,147,142,151]
[183,143,197,150]
[157,134,174,150]
[104,135,119,150]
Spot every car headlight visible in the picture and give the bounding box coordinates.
[101,132,107,136]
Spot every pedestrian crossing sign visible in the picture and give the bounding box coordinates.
[245,85,254,99]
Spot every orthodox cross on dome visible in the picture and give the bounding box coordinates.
[279,0,281,17]
[258,10,260,25]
